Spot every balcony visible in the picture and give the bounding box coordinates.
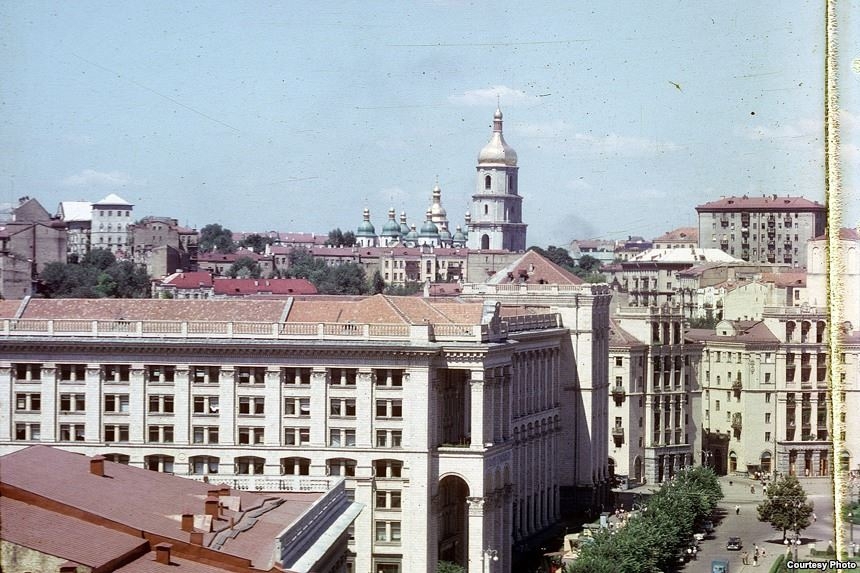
[611,386,626,401]
[731,413,742,432]
[732,379,742,392]
[612,427,625,445]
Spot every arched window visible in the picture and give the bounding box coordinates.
[145,454,174,473]
[481,234,490,250]
[485,175,492,190]
[102,453,130,465]
[373,459,403,478]
[235,456,265,475]
[484,204,489,215]
[190,455,219,475]
[327,458,357,477]
[281,457,310,475]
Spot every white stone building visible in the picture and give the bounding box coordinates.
[90,193,134,256]
[0,293,580,573]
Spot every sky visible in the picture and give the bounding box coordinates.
[0,1,856,247]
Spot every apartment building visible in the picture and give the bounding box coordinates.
[0,293,579,573]
[696,195,826,267]
[608,305,702,486]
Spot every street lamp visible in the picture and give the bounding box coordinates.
[783,533,801,561]
[483,548,499,573]
[850,512,855,547]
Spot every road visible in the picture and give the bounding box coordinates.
[680,475,835,572]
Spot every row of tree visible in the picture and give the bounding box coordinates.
[566,466,723,573]
[39,249,150,298]
[198,224,358,254]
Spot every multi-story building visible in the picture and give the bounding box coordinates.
[129,216,199,277]
[696,195,826,267]
[90,193,134,256]
[0,198,67,299]
[57,200,93,259]
[608,305,702,485]
[0,292,581,573]
[652,227,698,250]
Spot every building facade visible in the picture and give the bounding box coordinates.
[90,193,134,256]
[0,294,581,573]
[696,195,826,267]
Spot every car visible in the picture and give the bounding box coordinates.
[694,532,707,543]
[726,536,743,551]
[702,520,714,533]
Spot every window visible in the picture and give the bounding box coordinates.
[59,423,85,441]
[104,424,129,443]
[145,455,174,473]
[283,367,311,385]
[192,366,220,384]
[615,356,623,367]
[765,432,771,442]
[376,490,402,510]
[374,459,403,478]
[765,392,772,403]
[104,394,130,413]
[192,396,220,417]
[765,413,771,424]
[146,365,175,383]
[284,427,310,446]
[329,368,357,386]
[285,397,311,417]
[148,425,174,443]
[328,458,357,477]
[102,364,130,382]
[16,393,42,412]
[239,427,265,444]
[765,372,772,384]
[376,429,403,448]
[59,393,85,413]
[15,422,41,441]
[237,367,266,385]
[235,456,265,475]
[190,456,219,475]
[330,429,356,447]
[375,520,402,543]
[715,400,721,412]
[485,174,492,189]
[282,457,310,475]
[238,396,265,415]
[330,398,356,417]
[376,399,402,419]
[14,363,42,381]
[193,426,219,444]
[148,395,174,414]
[59,364,87,381]
[375,369,404,387]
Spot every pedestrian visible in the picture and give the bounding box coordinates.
[742,551,749,565]
[812,512,817,522]
[761,548,766,558]
[751,485,756,494]
[729,480,733,487]
[753,554,758,567]
[736,504,740,515]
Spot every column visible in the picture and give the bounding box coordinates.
[218,368,236,446]
[309,369,327,448]
[41,366,58,443]
[83,365,102,443]
[173,367,190,444]
[0,366,10,441]
[129,366,146,444]
[467,497,485,573]
[470,371,485,450]
[356,370,373,447]
[264,368,281,446]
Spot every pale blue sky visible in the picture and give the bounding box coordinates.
[1,1,854,246]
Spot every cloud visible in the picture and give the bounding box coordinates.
[448,85,537,107]
[737,118,822,141]
[512,121,679,157]
[61,169,143,188]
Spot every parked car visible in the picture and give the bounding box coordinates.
[726,537,742,551]
[702,520,714,533]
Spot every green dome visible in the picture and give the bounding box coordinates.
[452,226,467,244]
[356,208,376,237]
[381,208,400,237]
[419,209,439,237]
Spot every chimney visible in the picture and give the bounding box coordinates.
[181,513,194,532]
[155,543,172,565]
[207,488,220,497]
[190,531,204,545]
[59,562,79,573]
[218,486,230,497]
[204,496,220,518]
[90,455,106,477]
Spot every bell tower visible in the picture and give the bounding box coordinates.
[466,107,527,251]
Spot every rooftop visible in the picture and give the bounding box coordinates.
[695,195,825,212]
[486,249,584,286]
[626,248,740,265]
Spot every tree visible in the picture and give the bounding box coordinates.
[318,263,368,295]
[436,562,465,573]
[81,248,117,271]
[37,250,150,299]
[199,223,236,253]
[528,245,577,272]
[757,474,814,538]
[578,254,601,273]
[371,270,386,294]
[326,228,357,247]
[228,256,262,278]
[238,233,274,254]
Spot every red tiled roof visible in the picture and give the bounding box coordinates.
[285,294,482,325]
[162,271,214,288]
[760,271,807,287]
[608,318,645,347]
[686,320,780,343]
[653,227,699,243]
[696,195,825,212]
[197,251,266,263]
[116,551,235,573]
[0,299,25,319]
[487,250,584,285]
[212,278,317,296]
[1,496,148,568]
[19,298,290,323]
[0,446,320,568]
